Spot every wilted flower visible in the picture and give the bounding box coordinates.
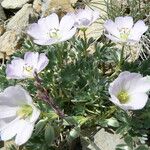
[104,16,148,44]
[109,71,150,110]
[6,52,49,79]
[0,85,40,145]
[69,8,100,29]
[27,13,76,45]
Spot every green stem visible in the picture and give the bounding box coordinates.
[55,43,63,68]
[83,29,88,57]
[119,45,125,69]
[34,73,65,118]
[109,45,125,80]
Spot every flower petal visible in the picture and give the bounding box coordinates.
[105,34,121,42]
[27,23,47,40]
[3,85,33,105]
[115,16,133,30]
[24,52,39,69]
[6,58,25,79]
[36,53,49,73]
[60,27,76,42]
[0,106,17,118]
[0,116,16,130]
[33,39,57,46]
[0,118,20,141]
[129,20,148,42]
[104,20,120,38]
[128,77,150,93]
[39,13,59,30]
[59,14,75,31]
[128,93,148,110]
[29,105,40,123]
[15,121,34,145]
[76,8,93,22]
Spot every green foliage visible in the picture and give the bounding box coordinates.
[0,0,150,150]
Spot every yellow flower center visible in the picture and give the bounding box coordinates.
[119,28,130,41]
[23,65,34,77]
[117,91,129,104]
[49,28,61,39]
[17,104,33,119]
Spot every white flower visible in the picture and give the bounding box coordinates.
[104,16,148,44]
[27,13,76,45]
[6,52,49,79]
[0,85,40,145]
[69,8,100,29]
[109,71,150,110]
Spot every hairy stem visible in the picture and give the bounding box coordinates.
[34,73,65,118]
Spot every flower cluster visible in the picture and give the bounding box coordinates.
[27,8,100,45]
[0,6,149,148]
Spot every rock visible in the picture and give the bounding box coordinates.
[41,0,77,17]
[1,0,32,9]
[0,24,5,36]
[33,0,42,13]
[0,30,21,58]
[0,0,6,20]
[82,128,125,150]
[6,4,33,31]
[0,4,36,59]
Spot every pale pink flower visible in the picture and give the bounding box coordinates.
[6,52,49,79]
[109,71,150,110]
[69,8,100,29]
[0,85,40,145]
[104,16,148,44]
[27,13,76,45]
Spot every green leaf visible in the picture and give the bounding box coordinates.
[124,135,133,149]
[63,116,78,126]
[106,117,119,127]
[135,145,149,150]
[73,116,89,126]
[115,144,131,150]
[34,118,48,136]
[45,125,55,146]
[68,127,80,142]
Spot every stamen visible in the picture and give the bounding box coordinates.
[23,65,34,77]
[17,104,33,119]
[117,90,129,104]
[119,28,130,41]
[49,28,61,39]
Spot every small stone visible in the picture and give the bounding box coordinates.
[0,30,21,58]
[33,0,42,13]
[0,24,5,36]
[41,0,77,17]
[82,128,125,150]
[0,0,6,20]
[6,4,33,31]
[1,0,32,9]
